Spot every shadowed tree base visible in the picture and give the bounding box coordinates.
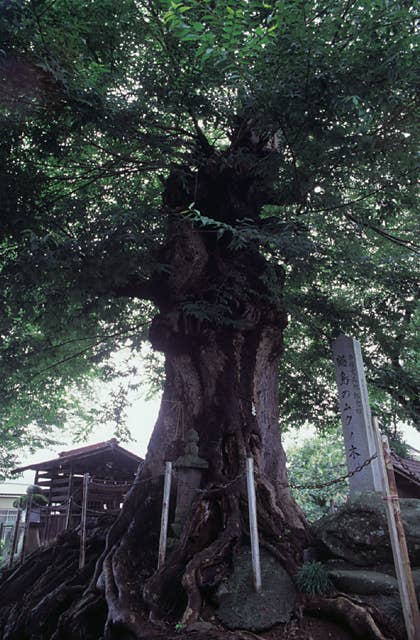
[0,519,391,640]
[0,157,397,640]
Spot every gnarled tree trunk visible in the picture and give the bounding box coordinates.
[0,153,310,639]
[98,163,309,634]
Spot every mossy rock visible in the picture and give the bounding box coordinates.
[312,493,420,566]
[215,548,296,631]
[328,569,398,595]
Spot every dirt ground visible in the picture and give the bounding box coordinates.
[263,617,357,640]
[149,616,359,640]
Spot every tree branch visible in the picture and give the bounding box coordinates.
[344,211,419,252]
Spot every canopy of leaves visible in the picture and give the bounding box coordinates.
[285,423,409,522]
[0,0,418,474]
[286,429,348,521]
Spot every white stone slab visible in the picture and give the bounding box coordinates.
[332,335,381,493]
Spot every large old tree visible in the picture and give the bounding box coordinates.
[0,1,418,638]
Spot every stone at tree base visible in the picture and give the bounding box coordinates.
[328,569,398,595]
[312,493,420,566]
[172,429,209,538]
[215,548,296,631]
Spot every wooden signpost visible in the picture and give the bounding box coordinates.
[332,335,381,493]
[333,337,419,639]
[372,418,420,640]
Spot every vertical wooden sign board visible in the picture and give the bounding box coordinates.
[332,335,381,493]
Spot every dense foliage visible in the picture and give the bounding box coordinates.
[0,0,418,474]
[285,424,410,522]
[285,429,348,521]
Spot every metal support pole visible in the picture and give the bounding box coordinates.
[158,462,172,569]
[246,457,262,593]
[79,473,89,570]
[373,418,420,640]
[8,500,22,568]
[20,492,33,563]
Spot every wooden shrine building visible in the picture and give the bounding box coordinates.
[392,453,420,499]
[13,438,143,544]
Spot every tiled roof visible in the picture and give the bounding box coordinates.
[392,454,420,486]
[12,439,143,473]
[59,438,119,458]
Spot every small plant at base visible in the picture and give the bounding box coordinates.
[175,622,184,632]
[380,595,404,622]
[295,561,334,596]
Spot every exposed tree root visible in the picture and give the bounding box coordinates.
[49,592,105,640]
[0,527,107,640]
[180,495,242,625]
[101,551,144,639]
[253,476,310,574]
[87,464,154,594]
[0,468,388,640]
[304,594,391,640]
[139,471,309,631]
[232,631,266,640]
[142,493,239,622]
[0,511,394,640]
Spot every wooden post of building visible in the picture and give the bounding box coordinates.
[65,497,73,531]
[44,475,54,544]
[65,470,74,530]
[8,499,22,568]
[246,457,262,593]
[158,462,172,569]
[20,491,33,563]
[373,418,420,640]
[0,522,3,547]
[79,473,89,570]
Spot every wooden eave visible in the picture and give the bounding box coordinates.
[392,457,420,489]
[393,466,420,489]
[12,441,143,475]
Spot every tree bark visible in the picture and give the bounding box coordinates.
[0,155,310,639]
[97,164,309,632]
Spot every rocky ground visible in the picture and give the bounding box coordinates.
[1,493,418,639]
[119,617,358,640]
